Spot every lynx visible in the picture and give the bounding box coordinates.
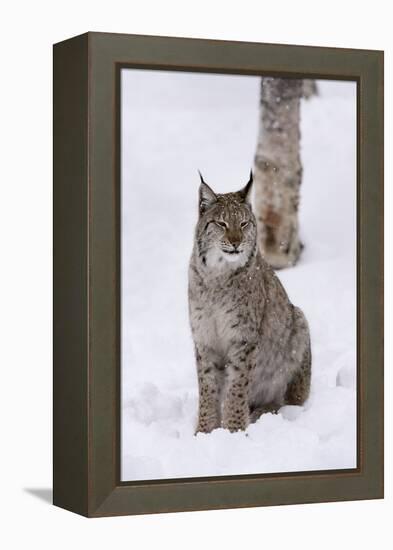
[188,172,311,433]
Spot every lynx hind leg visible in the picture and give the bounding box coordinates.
[285,340,311,406]
[249,403,280,424]
[284,306,311,406]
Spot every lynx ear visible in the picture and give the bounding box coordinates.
[238,170,254,203]
[198,171,217,214]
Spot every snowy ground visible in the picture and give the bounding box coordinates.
[121,70,357,481]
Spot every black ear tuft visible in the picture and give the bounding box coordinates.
[198,170,207,185]
[238,170,254,203]
[198,171,217,215]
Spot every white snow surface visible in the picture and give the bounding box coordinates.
[121,70,357,481]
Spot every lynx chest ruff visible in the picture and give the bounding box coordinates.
[189,270,261,360]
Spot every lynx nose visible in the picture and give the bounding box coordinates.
[228,236,242,250]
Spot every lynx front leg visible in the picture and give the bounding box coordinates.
[195,347,223,434]
[222,343,256,432]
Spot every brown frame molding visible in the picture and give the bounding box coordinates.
[53,32,384,517]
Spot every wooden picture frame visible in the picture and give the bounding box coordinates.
[53,32,384,517]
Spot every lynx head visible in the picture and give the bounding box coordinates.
[195,171,257,269]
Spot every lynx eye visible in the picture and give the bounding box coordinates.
[240,221,249,228]
[215,220,228,228]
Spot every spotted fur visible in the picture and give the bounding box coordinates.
[188,173,311,433]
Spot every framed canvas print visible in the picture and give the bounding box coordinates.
[53,32,384,517]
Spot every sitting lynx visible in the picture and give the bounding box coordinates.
[188,172,311,433]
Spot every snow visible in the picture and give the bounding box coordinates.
[121,70,357,481]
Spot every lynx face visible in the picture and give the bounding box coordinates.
[195,173,257,269]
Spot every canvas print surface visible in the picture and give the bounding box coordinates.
[120,69,357,481]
